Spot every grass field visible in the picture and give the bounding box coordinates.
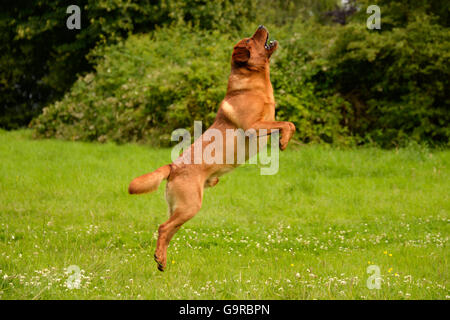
[0,129,448,299]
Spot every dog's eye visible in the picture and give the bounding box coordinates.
[246,39,250,43]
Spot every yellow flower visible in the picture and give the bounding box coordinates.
[368,261,371,264]
[388,268,393,273]
[383,251,388,255]
[172,260,175,264]
[389,253,392,257]
[290,264,294,267]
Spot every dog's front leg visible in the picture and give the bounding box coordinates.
[247,121,296,150]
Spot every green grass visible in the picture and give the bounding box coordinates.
[0,130,448,299]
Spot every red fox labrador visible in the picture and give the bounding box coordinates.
[129,26,295,271]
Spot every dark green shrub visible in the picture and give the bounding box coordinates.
[32,27,233,146]
[319,13,450,147]
[271,23,353,145]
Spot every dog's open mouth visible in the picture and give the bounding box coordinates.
[264,33,277,50]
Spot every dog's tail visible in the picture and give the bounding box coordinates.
[128,164,171,195]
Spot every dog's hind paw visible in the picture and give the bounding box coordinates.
[205,177,219,188]
[154,254,165,272]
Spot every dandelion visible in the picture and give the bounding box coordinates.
[368,261,371,264]
[172,260,175,264]
[389,253,392,257]
[383,251,387,255]
[388,268,393,273]
[290,264,294,267]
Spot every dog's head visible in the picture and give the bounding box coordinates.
[231,25,278,70]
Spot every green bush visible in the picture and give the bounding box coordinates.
[271,23,354,145]
[32,27,233,145]
[319,13,450,147]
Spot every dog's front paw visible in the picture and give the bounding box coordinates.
[279,134,292,151]
[280,140,289,151]
[279,122,295,151]
[288,122,296,133]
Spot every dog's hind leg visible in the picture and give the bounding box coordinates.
[154,177,203,271]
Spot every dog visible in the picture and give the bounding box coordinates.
[128,26,296,271]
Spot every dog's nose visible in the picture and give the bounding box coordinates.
[257,25,268,34]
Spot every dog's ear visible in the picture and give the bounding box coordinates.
[232,46,250,64]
